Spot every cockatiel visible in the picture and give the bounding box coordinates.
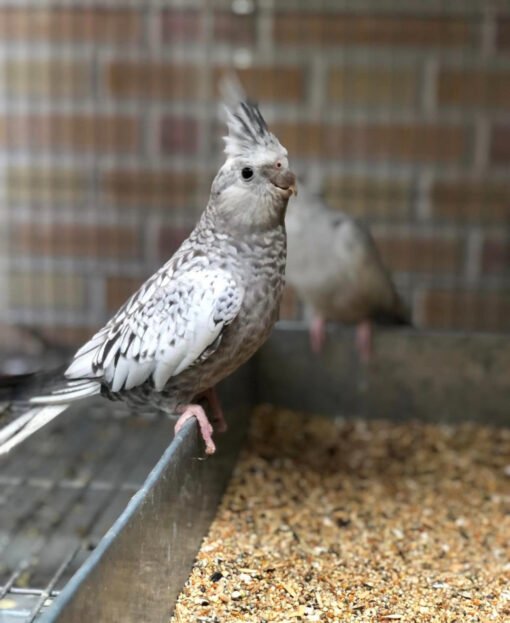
[0,98,296,456]
[286,185,410,361]
[218,74,409,362]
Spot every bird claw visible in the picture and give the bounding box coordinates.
[174,404,216,455]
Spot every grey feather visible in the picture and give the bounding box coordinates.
[0,92,293,454]
[221,74,286,162]
[286,185,411,326]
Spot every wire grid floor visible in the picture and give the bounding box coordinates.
[0,398,172,622]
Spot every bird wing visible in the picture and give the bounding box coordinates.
[65,267,244,392]
[332,218,409,323]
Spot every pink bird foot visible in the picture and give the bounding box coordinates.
[355,320,373,364]
[174,404,216,455]
[310,315,326,354]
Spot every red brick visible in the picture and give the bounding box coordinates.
[161,9,202,42]
[438,69,510,109]
[329,66,418,107]
[11,223,140,259]
[1,60,90,98]
[102,170,197,208]
[106,276,144,313]
[213,67,304,102]
[0,115,139,154]
[9,272,85,310]
[105,63,201,99]
[106,63,304,103]
[432,181,510,223]
[490,124,510,164]
[160,117,199,155]
[0,8,142,44]
[157,226,192,262]
[273,122,468,164]
[421,289,510,331]
[272,123,322,157]
[5,168,88,206]
[481,238,510,276]
[213,11,256,45]
[274,13,476,48]
[496,15,510,50]
[161,10,256,45]
[323,176,412,220]
[373,234,463,274]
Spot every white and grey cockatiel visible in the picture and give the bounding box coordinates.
[219,75,410,362]
[0,97,296,455]
[286,185,411,361]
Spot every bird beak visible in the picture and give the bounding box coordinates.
[268,169,298,198]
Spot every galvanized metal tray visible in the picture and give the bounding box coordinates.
[1,325,508,622]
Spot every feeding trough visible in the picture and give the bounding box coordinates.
[1,325,508,622]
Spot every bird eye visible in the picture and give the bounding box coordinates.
[276,161,282,169]
[241,167,254,181]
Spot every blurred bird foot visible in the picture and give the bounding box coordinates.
[200,386,228,433]
[356,321,372,364]
[310,315,326,354]
[174,404,216,455]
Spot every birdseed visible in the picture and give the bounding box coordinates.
[171,406,510,622]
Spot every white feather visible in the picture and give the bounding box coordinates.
[29,381,100,405]
[64,267,243,395]
[0,405,69,455]
[65,350,98,378]
[124,361,154,390]
[110,356,130,393]
[73,332,105,358]
[0,411,35,445]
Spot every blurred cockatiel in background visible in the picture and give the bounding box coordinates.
[286,185,411,361]
[0,96,296,456]
[220,74,411,362]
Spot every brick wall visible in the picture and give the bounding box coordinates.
[1,0,509,353]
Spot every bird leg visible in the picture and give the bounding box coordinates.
[355,320,373,364]
[199,386,228,433]
[310,315,326,354]
[174,404,216,455]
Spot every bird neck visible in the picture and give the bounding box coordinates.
[203,201,287,237]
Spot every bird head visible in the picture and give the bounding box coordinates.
[210,98,297,232]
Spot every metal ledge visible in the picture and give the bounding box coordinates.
[258,323,510,425]
[38,363,254,623]
[4,327,510,622]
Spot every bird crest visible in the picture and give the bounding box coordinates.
[223,100,286,160]
[221,75,286,161]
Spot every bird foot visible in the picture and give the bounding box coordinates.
[355,321,372,364]
[310,316,326,354]
[201,387,228,433]
[174,404,216,455]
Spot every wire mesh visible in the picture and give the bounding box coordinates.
[0,398,173,620]
[0,0,508,361]
[0,1,509,618]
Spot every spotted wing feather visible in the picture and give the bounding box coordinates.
[65,268,244,392]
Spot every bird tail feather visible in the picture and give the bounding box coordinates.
[0,404,69,455]
[373,298,413,327]
[0,377,100,455]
